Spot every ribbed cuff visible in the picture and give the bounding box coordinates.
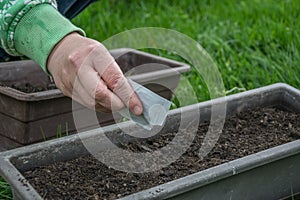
[14,4,85,72]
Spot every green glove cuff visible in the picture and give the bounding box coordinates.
[14,4,85,72]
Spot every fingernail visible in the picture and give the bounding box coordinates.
[133,106,142,115]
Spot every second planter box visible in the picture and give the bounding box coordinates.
[0,48,190,149]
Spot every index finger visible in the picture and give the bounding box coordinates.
[90,45,143,115]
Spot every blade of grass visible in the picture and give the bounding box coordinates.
[40,127,47,141]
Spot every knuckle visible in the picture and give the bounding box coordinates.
[94,85,107,99]
[67,43,99,72]
[86,43,100,53]
[107,74,124,90]
[68,51,82,72]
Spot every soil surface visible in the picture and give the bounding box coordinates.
[23,108,300,200]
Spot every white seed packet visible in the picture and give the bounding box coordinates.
[119,80,171,130]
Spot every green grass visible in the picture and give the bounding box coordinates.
[1,0,300,199]
[40,123,69,141]
[0,177,12,200]
[72,0,300,104]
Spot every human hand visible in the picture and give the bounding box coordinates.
[47,32,143,115]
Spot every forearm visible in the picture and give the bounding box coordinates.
[0,0,85,72]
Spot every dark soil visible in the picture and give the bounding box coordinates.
[23,108,300,200]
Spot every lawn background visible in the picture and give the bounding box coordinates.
[72,0,300,104]
[1,0,299,198]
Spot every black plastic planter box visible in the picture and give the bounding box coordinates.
[0,83,299,200]
[0,48,190,149]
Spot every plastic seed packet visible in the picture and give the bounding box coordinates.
[119,80,172,130]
